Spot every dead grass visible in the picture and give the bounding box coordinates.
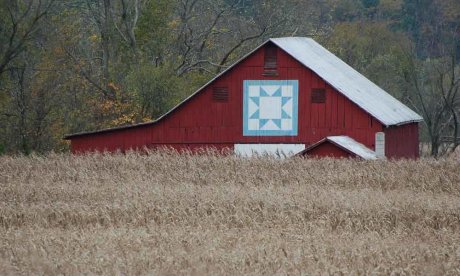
[0,151,459,275]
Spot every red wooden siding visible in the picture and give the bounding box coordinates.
[69,43,419,159]
[384,123,419,159]
[302,142,355,158]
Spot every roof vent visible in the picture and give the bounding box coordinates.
[311,88,326,103]
[264,44,277,69]
[213,87,229,102]
[263,44,278,76]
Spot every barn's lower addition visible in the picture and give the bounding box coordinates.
[67,126,417,160]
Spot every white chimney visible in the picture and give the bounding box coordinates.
[375,132,385,158]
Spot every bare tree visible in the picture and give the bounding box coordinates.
[173,0,292,75]
[111,0,141,51]
[0,0,55,79]
[403,49,460,156]
[439,55,460,152]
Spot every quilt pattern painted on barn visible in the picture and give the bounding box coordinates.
[243,80,298,136]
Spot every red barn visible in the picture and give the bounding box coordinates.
[65,37,423,159]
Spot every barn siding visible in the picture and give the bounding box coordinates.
[146,47,384,148]
[303,142,354,158]
[384,122,419,159]
[69,43,417,158]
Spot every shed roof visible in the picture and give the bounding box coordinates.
[65,37,422,139]
[271,37,422,126]
[299,136,379,160]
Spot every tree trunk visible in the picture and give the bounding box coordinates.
[101,0,112,97]
[431,136,440,157]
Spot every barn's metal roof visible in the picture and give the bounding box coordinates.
[271,37,423,126]
[327,136,379,160]
[299,136,379,160]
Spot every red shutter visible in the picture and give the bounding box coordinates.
[213,87,229,102]
[263,44,278,76]
[311,88,326,103]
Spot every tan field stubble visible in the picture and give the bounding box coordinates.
[0,151,459,275]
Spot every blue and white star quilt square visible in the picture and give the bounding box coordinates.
[243,80,298,136]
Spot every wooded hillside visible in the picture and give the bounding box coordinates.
[0,0,459,155]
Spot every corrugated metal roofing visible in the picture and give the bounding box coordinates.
[271,37,423,126]
[326,136,379,160]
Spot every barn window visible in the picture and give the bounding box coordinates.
[213,86,229,102]
[311,88,326,103]
[263,44,278,76]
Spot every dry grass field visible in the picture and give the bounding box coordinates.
[0,151,459,275]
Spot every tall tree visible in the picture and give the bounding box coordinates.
[401,49,460,156]
[0,0,55,81]
[172,0,294,75]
